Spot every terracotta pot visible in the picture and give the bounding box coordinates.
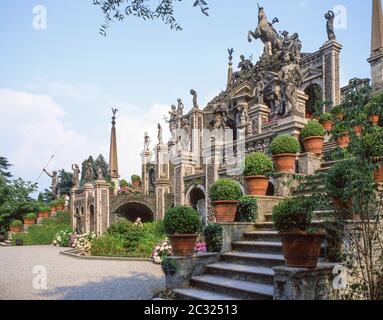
[43,212,50,218]
[305,112,312,119]
[336,132,350,148]
[55,205,65,212]
[212,200,239,223]
[50,206,56,214]
[279,231,324,268]
[132,181,141,188]
[245,176,269,196]
[374,163,383,184]
[353,125,363,136]
[321,121,333,132]
[10,226,21,233]
[371,114,380,125]
[23,219,36,225]
[169,234,197,256]
[38,212,45,218]
[302,136,324,155]
[273,154,296,173]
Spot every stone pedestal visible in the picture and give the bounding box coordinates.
[273,263,337,300]
[165,253,220,290]
[190,108,204,169]
[141,149,153,196]
[320,40,342,107]
[274,116,307,138]
[155,144,171,220]
[83,183,94,233]
[173,152,197,206]
[220,223,255,252]
[94,179,110,236]
[249,103,270,135]
[274,173,300,197]
[255,196,284,222]
[298,153,322,175]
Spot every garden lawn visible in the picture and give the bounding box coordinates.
[12,212,72,246]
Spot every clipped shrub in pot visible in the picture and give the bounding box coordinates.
[131,175,141,187]
[243,152,273,196]
[319,112,333,131]
[209,179,243,222]
[360,126,383,184]
[269,135,300,173]
[163,206,201,256]
[301,121,325,155]
[10,220,23,233]
[55,198,65,211]
[365,94,382,125]
[24,213,37,225]
[204,223,223,253]
[272,197,324,268]
[50,200,57,214]
[119,179,129,191]
[332,122,351,148]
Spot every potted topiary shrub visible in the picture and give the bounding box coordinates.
[301,121,325,155]
[331,105,345,121]
[332,122,351,148]
[24,213,37,225]
[55,198,65,212]
[272,197,324,268]
[50,200,57,214]
[10,220,23,233]
[209,178,243,222]
[42,206,51,218]
[38,206,45,219]
[269,135,300,173]
[163,206,201,256]
[319,112,333,131]
[119,179,129,192]
[366,94,382,125]
[131,175,141,187]
[350,111,367,136]
[360,126,383,184]
[243,152,273,196]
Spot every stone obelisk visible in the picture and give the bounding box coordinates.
[109,108,119,194]
[368,0,383,94]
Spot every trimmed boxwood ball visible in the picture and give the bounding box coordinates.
[25,213,37,220]
[269,135,300,155]
[301,121,325,139]
[119,179,128,188]
[204,223,223,253]
[164,206,201,235]
[209,178,243,201]
[244,152,273,177]
[272,197,314,232]
[11,220,23,227]
[131,175,141,182]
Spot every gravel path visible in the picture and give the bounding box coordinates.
[0,246,165,300]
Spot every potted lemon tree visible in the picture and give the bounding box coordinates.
[164,206,201,256]
[301,121,325,155]
[23,213,37,225]
[269,135,300,173]
[244,152,273,196]
[272,197,324,268]
[210,179,242,223]
[10,220,23,233]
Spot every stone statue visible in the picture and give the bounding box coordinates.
[75,210,83,234]
[157,123,163,145]
[177,98,184,116]
[290,33,302,61]
[71,164,80,188]
[278,52,304,116]
[168,104,178,142]
[281,30,293,52]
[134,218,144,228]
[144,132,151,151]
[84,160,94,183]
[248,5,282,56]
[196,199,206,225]
[238,55,253,71]
[96,165,104,180]
[235,103,251,135]
[190,89,199,110]
[180,118,191,151]
[43,169,58,199]
[254,73,265,103]
[210,102,230,140]
[64,195,70,211]
[325,10,336,41]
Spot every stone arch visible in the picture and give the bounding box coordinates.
[186,185,207,225]
[113,201,154,223]
[304,84,323,118]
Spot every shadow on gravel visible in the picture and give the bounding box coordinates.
[39,272,164,300]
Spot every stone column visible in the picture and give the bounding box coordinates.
[249,103,271,134]
[141,149,153,196]
[173,152,197,206]
[83,183,94,233]
[155,144,171,220]
[190,109,204,169]
[320,40,342,107]
[273,263,336,300]
[94,179,110,236]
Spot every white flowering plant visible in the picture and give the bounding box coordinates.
[152,239,172,264]
[52,228,73,247]
[71,232,97,256]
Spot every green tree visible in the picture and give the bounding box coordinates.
[0,156,12,181]
[93,0,209,36]
[58,169,73,196]
[42,188,54,203]
[94,154,110,181]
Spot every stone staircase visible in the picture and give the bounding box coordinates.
[0,240,12,247]
[174,222,283,300]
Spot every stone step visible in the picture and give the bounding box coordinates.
[232,241,282,254]
[254,222,274,231]
[221,251,285,268]
[190,275,273,300]
[0,242,12,247]
[243,231,281,242]
[206,262,274,285]
[174,288,239,300]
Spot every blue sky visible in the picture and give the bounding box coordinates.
[0,0,374,193]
